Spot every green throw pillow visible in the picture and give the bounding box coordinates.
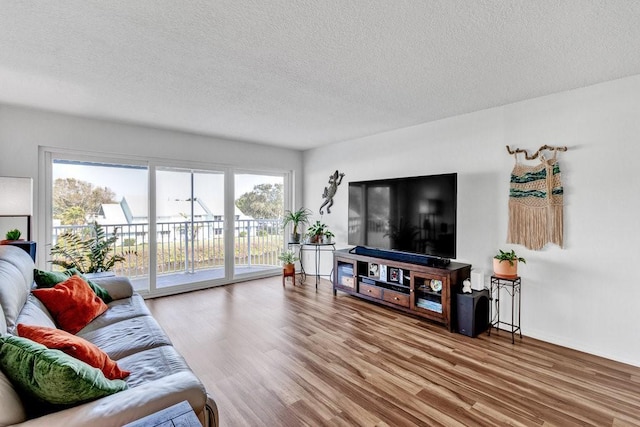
[33,268,113,304]
[0,335,127,406]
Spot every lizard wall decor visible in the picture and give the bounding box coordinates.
[319,170,345,215]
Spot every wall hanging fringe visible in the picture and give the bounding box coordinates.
[505,145,567,250]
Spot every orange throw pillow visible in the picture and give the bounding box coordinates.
[32,275,108,334]
[17,324,130,380]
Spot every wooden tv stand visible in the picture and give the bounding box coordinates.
[333,248,471,331]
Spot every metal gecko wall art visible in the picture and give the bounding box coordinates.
[319,170,345,215]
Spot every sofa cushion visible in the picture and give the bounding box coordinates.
[0,246,34,332]
[32,276,108,334]
[14,294,57,331]
[77,315,172,360]
[78,294,151,334]
[0,368,27,426]
[17,324,130,380]
[34,268,112,303]
[0,335,127,406]
[91,275,134,300]
[117,345,191,388]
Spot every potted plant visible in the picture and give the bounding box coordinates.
[0,229,22,244]
[493,249,526,278]
[283,207,312,244]
[50,221,132,273]
[278,249,299,275]
[306,220,328,244]
[323,230,335,244]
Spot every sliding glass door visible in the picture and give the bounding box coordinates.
[51,158,150,292]
[233,173,285,278]
[155,167,225,290]
[47,150,291,297]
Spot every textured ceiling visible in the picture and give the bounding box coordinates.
[1,1,640,150]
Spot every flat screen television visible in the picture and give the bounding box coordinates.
[348,173,457,260]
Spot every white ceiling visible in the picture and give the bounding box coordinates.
[1,1,640,151]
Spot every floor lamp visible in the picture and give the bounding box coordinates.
[0,177,33,241]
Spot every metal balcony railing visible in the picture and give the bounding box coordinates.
[52,219,284,278]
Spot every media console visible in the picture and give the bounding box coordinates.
[334,248,471,331]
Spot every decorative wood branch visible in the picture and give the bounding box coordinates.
[506,145,568,160]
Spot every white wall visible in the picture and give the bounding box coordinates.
[303,74,640,367]
[0,105,303,264]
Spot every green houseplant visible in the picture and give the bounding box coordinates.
[5,229,22,241]
[283,207,312,244]
[493,249,526,278]
[278,249,299,275]
[306,220,329,243]
[278,249,299,265]
[1,229,23,244]
[323,230,335,244]
[50,221,130,273]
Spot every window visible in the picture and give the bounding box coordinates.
[45,151,290,296]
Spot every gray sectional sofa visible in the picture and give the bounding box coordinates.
[0,245,218,426]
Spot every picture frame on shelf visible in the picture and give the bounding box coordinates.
[379,264,387,281]
[389,267,399,283]
[368,262,379,278]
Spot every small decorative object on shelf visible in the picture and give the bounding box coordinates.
[3,228,22,243]
[493,249,526,279]
[368,262,379,278]
[389,267,400,282]
[462,278,472,293]
[430,279,443,292]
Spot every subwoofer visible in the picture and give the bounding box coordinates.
[456,289,489,337]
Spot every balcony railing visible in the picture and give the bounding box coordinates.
[52,219,284,278]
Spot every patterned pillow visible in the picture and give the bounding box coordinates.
[0,335,127,406]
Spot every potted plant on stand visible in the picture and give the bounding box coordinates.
[278,249,299,286]
[306,220,329,244]
[493,249,526,278]
[283,207,311,244]
[323,230,335,244]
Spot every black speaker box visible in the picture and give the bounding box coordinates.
[457,289,489,337]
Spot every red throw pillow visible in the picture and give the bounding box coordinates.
[17,324,130,380]
[32,275,108,334]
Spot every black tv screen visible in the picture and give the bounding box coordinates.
[348,173,457,260]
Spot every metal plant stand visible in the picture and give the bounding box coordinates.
[288,242,335,289]
[488,275,522,344]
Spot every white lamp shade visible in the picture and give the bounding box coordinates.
[0,177,33,216]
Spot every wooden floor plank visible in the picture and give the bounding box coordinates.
[146,277,640,426]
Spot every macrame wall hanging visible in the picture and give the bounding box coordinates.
[505,145,568,250]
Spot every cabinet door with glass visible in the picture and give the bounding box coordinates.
[334,256,356,294]
[410,271,449,324]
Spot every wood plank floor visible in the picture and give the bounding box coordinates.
[145,277,640,427]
